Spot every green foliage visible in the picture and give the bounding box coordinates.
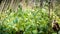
[0,7,58,34]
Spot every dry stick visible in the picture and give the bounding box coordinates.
[2,0,7,12]
[48,0,51,34]
[0,0,6,12]
[52,0,59,34]
[48,0,51,20]
[2,0,9,12]
[9,0,14,10]
[53,0,59,34]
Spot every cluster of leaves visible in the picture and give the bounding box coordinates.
[0,7,56,34]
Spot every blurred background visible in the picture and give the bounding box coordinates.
[0,0,60,34]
